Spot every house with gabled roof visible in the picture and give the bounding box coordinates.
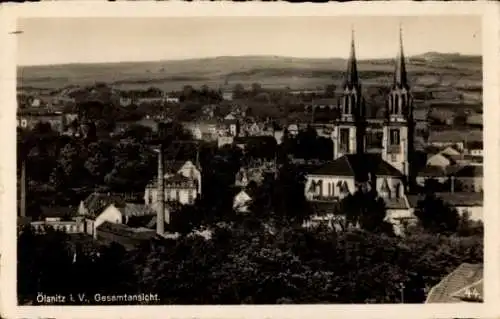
[425,263,483,303]
[426,152,457,168]
[144,160,201,207]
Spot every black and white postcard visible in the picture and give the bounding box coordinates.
[0,2,499,319]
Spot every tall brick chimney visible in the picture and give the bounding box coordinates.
[156,146,165,235]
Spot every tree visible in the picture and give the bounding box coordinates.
[104,139,154,192]
[84,141,113,184]
[251,82,262,96]
[232,83,245,99]
[324,84,336,98]
[414,194,459,234]
[337,190,393,235]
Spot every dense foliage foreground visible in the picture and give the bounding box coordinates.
[18,223,482,305]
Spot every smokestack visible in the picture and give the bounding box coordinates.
[20,160,26,218]
[157,146,165,235]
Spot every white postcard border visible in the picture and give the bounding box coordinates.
[1,2,499,319]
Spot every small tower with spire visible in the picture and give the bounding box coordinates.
[332,28,366,160]
[382,26,413,178]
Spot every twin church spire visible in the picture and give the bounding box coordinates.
[394,26,408,89]
[345,28,359,89]
[340,27,410,120]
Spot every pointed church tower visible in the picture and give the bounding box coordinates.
[332,29,366,159]
[382,26,413,178]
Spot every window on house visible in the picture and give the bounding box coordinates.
[175,190,180,201]
[188,191,194,204]
[340,128,350,153]
[394,183,401,198]
[389,129,400,145]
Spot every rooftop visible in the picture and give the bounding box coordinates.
[82,192,126,218]
[309,154,403,180]
[426,263,483,303]
[96,221,156,241]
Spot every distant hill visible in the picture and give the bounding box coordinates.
[18,53,482,92]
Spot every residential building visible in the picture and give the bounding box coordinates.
[427,133,465,151]
[79,193,157,238]
[466,141,483,157]
[217,136,234,148]
[233,189,253,213]
[453,165,483,193]
[222,91,234,101]
[182,121,219,141]
[17,110,66,133]
[466,113,482,127]
[425,263,483,303]
[415,165,450,188]
[426,153,456,168]
[30,206,85,234]
[165,95,180,104]
[144,160,202,207]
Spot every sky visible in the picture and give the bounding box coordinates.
[17,16,481,66]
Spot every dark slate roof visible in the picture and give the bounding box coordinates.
[119,203,156,217]
[310,156,353,177]
[453,165,483,178]
[346,154,403,179]
[40,206,78,219]
[82,193,126,218]
[407,192,483,208]
[416,166,448,177]
[426,263,483,303]
[96,221,156,241]
[310,154,403,181]
[164,160,187,174]
[165,174,192,183]
[125,215,156,228]
[466,141,483,149]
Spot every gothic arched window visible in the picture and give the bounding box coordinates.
[343,96,349,114]
[394,182,401,198]
[387,96,393,115]
[349,95,355,115]
[394,95,400,115]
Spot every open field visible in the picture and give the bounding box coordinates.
[18,53,482,94]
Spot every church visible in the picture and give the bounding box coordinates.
[305,28,415,209]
